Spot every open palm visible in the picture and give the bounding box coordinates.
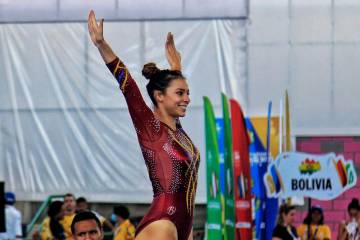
[166,32,182,71]
[88,10,104,47]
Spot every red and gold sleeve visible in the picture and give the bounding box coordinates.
[106,57,160,141]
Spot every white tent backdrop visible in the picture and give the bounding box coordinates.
[0,0,248,22]
[0,20,247,203]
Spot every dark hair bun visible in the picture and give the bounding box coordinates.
[142,62,161,80]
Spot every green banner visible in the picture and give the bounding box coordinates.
[221,93,235,240]
[204,96,222,240]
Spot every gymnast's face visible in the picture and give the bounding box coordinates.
[156,78,190,118]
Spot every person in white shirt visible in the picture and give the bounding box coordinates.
[0,192,22,240]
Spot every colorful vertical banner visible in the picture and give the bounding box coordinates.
[230,99,252,240]
[248,117,279,159]
[281,90,304,205]
[247,116,280,240]
[264,102,278,240]
[284,90,291,152]
[246,119,267,240]
[216,118,226,196]
[204,97,222,240]
[222,93,236,240]
[216,118,227,239]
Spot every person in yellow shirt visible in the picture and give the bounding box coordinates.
[60,193,76,240]
[297,205,331,240]
[39,200,65,240]
[113,205,135,240]
[39,217,51,240]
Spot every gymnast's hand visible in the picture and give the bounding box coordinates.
[88,10,105,47]
[165,32,182,71]
[87,10,116,63]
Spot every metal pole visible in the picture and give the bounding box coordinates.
[307,198,312,240]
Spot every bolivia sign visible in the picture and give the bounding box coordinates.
[264,152,357,200]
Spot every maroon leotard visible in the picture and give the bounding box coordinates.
[106,57,200,240]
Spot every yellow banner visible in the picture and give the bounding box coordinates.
[249,117,279,159]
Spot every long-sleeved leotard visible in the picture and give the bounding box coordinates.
[106,57,200,240]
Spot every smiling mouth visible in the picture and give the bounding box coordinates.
[178,105,187,110]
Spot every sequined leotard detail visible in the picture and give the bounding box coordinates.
[106,57,200,240]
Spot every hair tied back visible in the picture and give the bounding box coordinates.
[142,63,161,80]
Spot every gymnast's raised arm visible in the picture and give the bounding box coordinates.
[87,10,116,64]
[87,10,160,141]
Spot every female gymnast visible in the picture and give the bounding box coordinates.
[88,10,200,240]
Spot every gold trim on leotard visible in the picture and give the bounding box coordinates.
[112,59,129,92]
[168,129,200,214]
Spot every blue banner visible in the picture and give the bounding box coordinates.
[264,101,278,240]
[216,118,225,195]
[245,119,266,240]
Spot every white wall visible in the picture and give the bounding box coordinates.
[247,0,360,136]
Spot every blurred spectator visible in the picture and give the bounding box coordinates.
[63,193,76,216]
[76,197,89,213]
[272,204,299,240]
[297,205,331,240]
[338,198,360,240]
[76,197,113,231]
[113,205,135,240]
[60,193,76,240]
[40,201,65,240]
[0,192,22,239]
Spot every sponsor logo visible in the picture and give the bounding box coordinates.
[236,200,250,209]
[235,222,251,229]
[225,220,235,227]
[167,206,176,215]
[207,223,222,230]
[208,202,221,209]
